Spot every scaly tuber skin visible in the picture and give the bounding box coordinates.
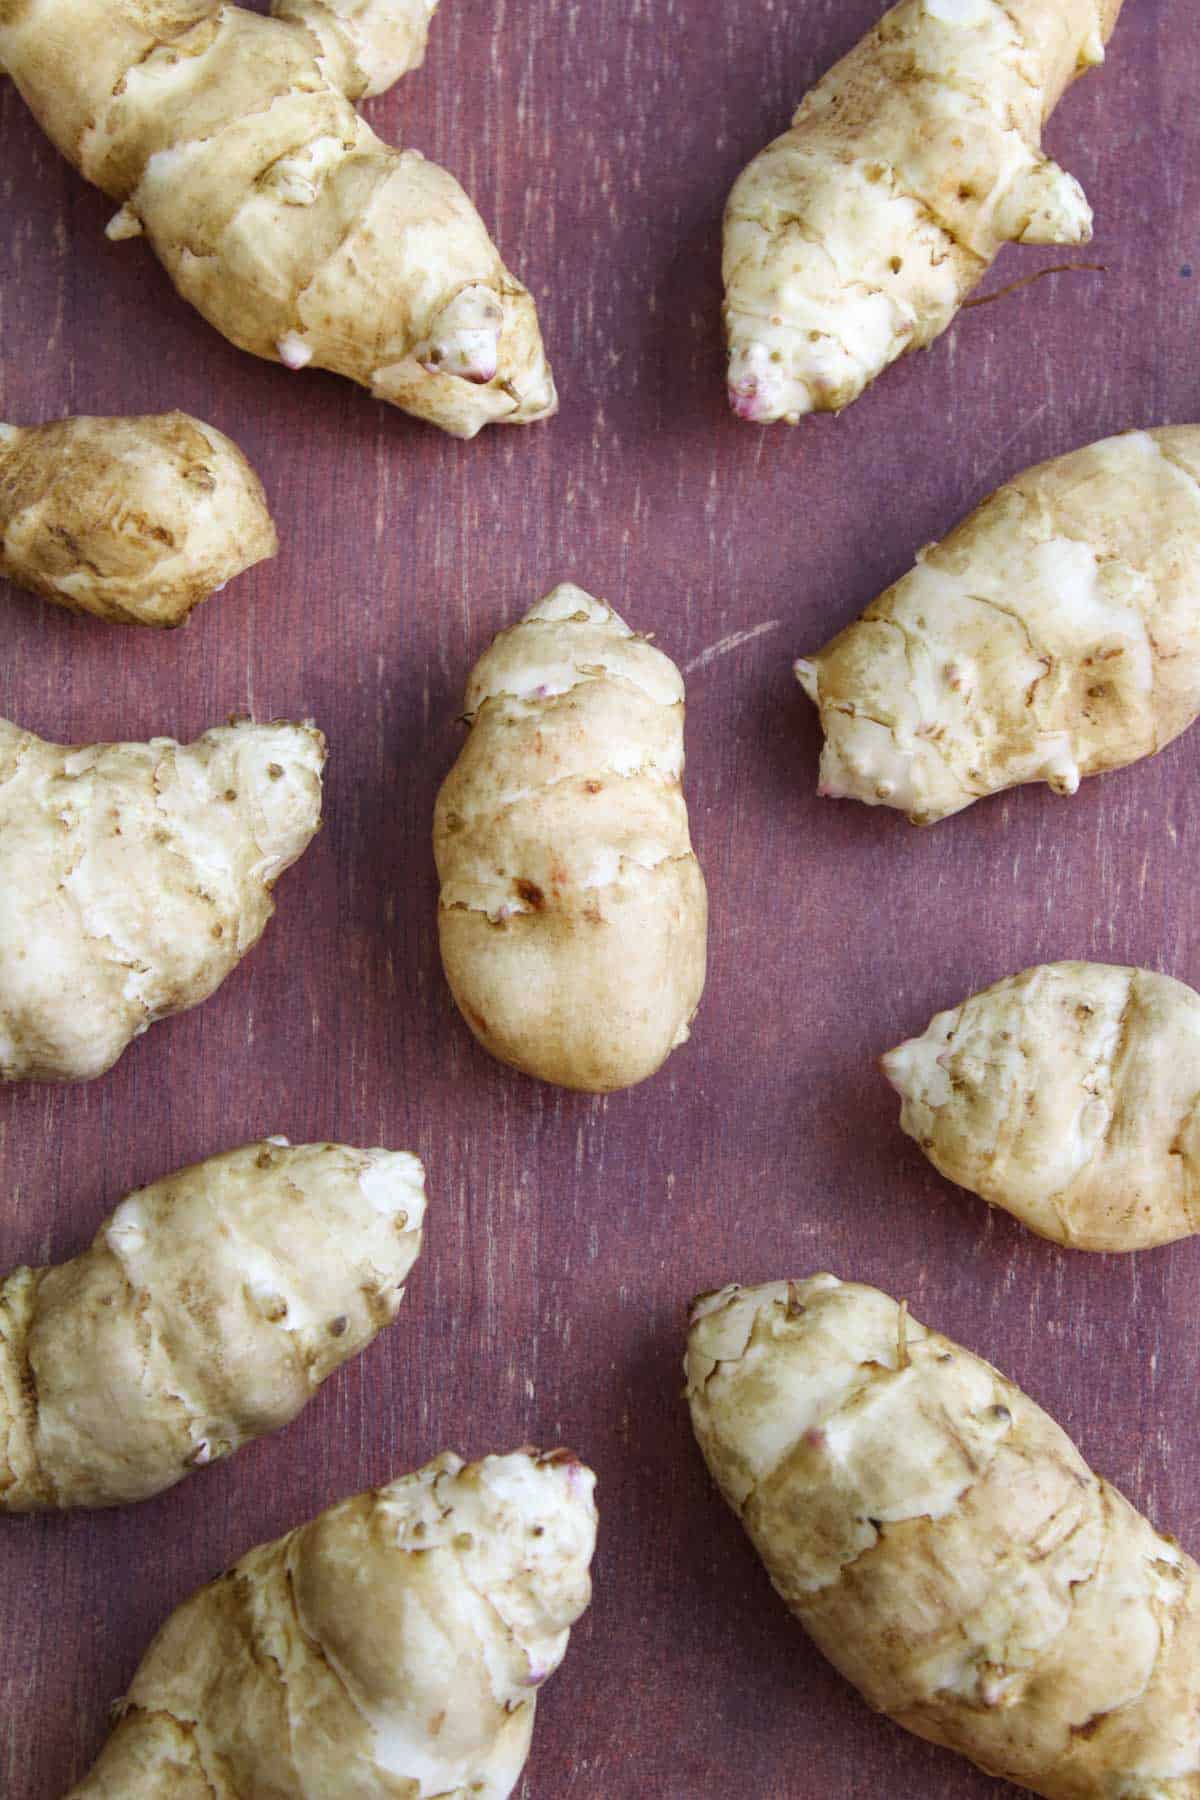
[0,1,556,440]
[0,1139,427,1511]
[68,1448,598,1798]
[0,715,325,1082]
[687,1275,1200,1800]
[725,0,1125,423]
[795,427,1200,822]
[883,962,1200,1251]
[0,411,276,627]
[434,583,708,1092]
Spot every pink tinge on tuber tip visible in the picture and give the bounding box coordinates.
[416,284,504,385]
[421,347,499,385]
[277,332,313,370]
[728,380,774,423]
[565,1459,587,1496]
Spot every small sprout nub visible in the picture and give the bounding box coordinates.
[106,204,144,242]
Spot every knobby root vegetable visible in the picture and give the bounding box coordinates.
[0,1,555,439]
[0,410,275,626]
[434,582,708,1092]
[883,962,1200,1251]
[0,1139,427,1510]
[795,427,1200,822]
[68,1448,598,1798]
[0,715,325,1082]
[687,1275,1200,1800]
[725,0,1125,423]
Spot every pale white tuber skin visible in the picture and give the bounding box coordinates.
[0,411,276,627]
[687,1276,1200,1800]
[0,1,555,439]
[883,963,1200,1250]
[68,1449,598,1799]
[725,0,1124,423]
[0,1140,428,1510]
[0,716,325,1082]
[796,428,1200,823]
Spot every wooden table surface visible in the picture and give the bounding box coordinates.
[2,2,1198,1795]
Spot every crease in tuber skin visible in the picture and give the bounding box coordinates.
[434,582,708,1092]
[724,0,1125,423]
[795,427,1200,823]
[0,1139,427,1511]
[67,1447,598,1798]
[0,1,556,440]
[883,962,1200,1251]
[0,715,325,1083]
[0,411,276,627]
[686,1276,1200,1800]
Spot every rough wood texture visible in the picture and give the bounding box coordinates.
[1,2,1197,1794]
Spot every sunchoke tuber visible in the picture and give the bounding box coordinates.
[687,1275,1200,1800]
[69,1447,597,1798]
[0,410,275,626]
[435,583,707,1091]
[0,1139,427,1510]
[795,427,1200,822]
[726,0,1125,422]
[0,1,555,438]
[0,714,325,1082]
[884,962,1200,1250]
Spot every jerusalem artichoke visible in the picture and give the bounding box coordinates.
[0,714,325,1082]
[883,962,1200,1250]
[0,1139,427,1511]
[795,427,1200,822]
[687,1275,1200,1800]
[435,583,708,1092]
[0,1,555,439]
[726,0,1125,423]
[68,1447,598,1798]
[0,410,275,626]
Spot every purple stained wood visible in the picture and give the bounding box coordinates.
[1,1,1198,1794]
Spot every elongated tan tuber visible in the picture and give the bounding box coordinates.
[687,1275,1200,1800]
[0,715,325,1082]
[0,1,555,439]
[0,1139,427,1511]
[0,411,275,626]
[883,962,1200,1250]
[68,1448,598,1798]
[435,583,708,1091]
[795,427,1200,822]
[725,0,1124,423]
